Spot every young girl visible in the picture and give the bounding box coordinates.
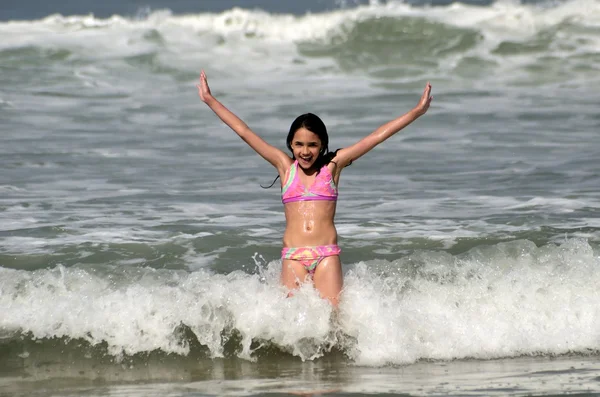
[197,70,432,306]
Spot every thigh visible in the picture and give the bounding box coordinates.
[312,255,343,306]
[281,259,309,290]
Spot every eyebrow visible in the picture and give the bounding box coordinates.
[293,140,319,145]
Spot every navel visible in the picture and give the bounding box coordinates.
[303,219,315,232]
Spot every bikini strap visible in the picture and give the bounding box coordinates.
[281,160,297,193]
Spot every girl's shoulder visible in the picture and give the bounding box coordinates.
[328,149,353,170]
[277,156,295,180]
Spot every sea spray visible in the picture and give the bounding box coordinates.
[2,238,599,366]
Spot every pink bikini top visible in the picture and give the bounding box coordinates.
[281,160,338,204]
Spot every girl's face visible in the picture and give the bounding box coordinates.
[291,127,322,170]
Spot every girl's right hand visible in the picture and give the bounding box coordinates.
[197,70,212,103]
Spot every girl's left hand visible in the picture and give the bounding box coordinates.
[415,83,432,116]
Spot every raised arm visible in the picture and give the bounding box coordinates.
[333,83,433,168]
[197,70,290,172]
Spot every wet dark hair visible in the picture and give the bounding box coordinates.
[261,113,342,189]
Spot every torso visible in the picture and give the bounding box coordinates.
[280,160,340,248]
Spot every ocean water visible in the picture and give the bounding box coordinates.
[1,0,600,395]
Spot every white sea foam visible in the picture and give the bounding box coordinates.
[1,0,598,60]
[341,238,600,365]
[1,238,599,366]
[507,196,588,212]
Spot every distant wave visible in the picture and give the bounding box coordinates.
[1,0,599,41]
[1,0,598,82]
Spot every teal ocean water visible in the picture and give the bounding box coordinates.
[1,0,600,395]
